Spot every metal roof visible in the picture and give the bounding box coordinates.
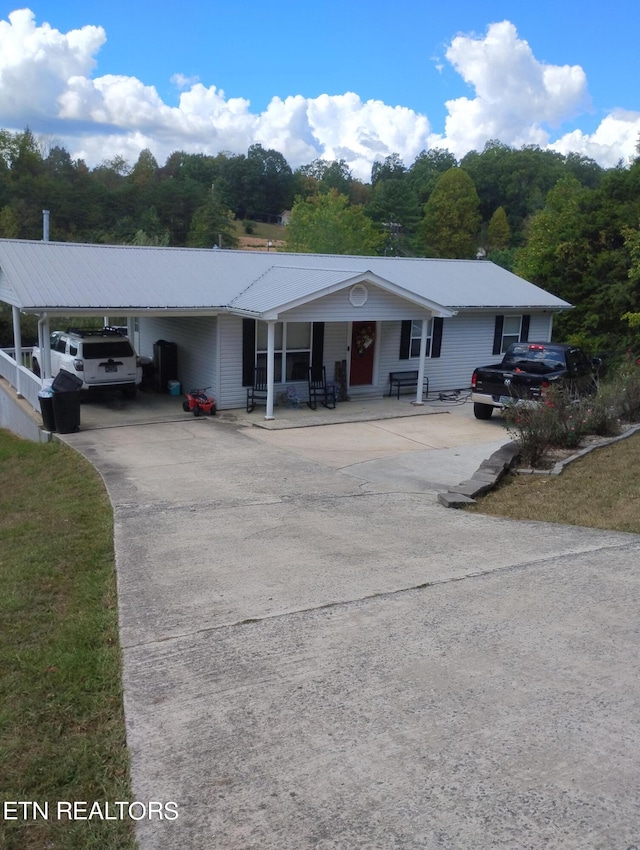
[0,239,572,315]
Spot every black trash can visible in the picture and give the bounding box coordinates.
[52,369,84,393]
[51,369,83,434]
[52,391,81,433]
[153,340,178,392]
[38,391,56,432]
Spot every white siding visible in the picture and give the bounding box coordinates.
[218,315,246,409]
[378,310,555,395]
[138,316,218,396]
[323,322,349,383]
[281,283,431,322]
[154,309,555,410]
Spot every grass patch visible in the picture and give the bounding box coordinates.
[232,219,286,241]
[468,431,640,533]
[0,430,136,850]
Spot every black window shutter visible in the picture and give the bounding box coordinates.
[399,320,411,359]
[311,322,325,374]
[431,317,443,358]
[492,315,504,355]
[242,319,256,387]
[520,314,531,342]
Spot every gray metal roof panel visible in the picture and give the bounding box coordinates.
[0,240,572,312]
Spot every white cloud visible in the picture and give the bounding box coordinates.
[0,9,638,181]
[549,109,640,167]
[430,20,592,157]
[171,73,199,90]
[0,8,104,121]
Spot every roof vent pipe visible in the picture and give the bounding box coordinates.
[43,210,50,242]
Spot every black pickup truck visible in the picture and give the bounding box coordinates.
[470,342,600,419]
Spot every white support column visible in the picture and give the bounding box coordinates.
[414,317,429,406]
[37,313,51,381]
[265,320,275,420]
[12,306,23,397]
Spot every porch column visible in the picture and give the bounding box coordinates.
[38,314,51,380]
[11,305,23,397]
[414,317,429,406]
[265,320,275,420]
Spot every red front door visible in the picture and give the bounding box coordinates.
[349,321,376,386]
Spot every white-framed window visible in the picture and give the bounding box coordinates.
[409,318,433,358]
[501,316,522,353]
[256,321,311,382]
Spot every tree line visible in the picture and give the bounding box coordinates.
[1,127,639,355]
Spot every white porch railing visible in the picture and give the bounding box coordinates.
[0,347,42,413]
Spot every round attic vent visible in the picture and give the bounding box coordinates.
[349,283,368,307]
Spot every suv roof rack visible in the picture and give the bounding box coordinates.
[66,327,127,338]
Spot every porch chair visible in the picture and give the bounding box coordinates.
[307,366,337,410]
[246,367,268,413]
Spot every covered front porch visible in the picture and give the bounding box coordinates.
[250,314,437,420]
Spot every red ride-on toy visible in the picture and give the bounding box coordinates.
[183,387,216,416]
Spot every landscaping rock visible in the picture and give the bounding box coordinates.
[450,478,495,498]
[437,492,476,507]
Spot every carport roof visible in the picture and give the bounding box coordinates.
[0,238,571,316]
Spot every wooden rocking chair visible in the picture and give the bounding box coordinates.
[246,367,268,413]
[307,366,337,410]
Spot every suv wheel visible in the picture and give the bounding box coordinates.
[32,358,41,377]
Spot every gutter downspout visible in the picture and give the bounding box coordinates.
[12,305,23,397]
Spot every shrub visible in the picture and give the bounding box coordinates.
[613,353,640,422]
[503,383,622,467]
[503,399,558,467]
[580,384,622,437]
[544,386,589,449]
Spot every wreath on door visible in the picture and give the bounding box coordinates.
[355,324,375,357]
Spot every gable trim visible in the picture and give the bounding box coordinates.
[249,270,454,320]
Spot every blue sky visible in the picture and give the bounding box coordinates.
[0,1,638,179]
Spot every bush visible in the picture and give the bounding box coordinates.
[503,399,558,467]
[503,381,624,467]
[613,353,640,422]
[580,384,622,437]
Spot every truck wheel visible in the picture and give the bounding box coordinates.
[473,402,493,420]
[32,358,41,377]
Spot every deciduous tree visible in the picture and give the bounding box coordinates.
[284,190,383,255]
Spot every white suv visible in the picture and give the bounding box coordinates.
[32,327,142,397]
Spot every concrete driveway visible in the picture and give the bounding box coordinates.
[61,403,640,849]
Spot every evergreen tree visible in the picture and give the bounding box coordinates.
[187,189,237,248]
[487,206,511,251]
[417,168,481,258]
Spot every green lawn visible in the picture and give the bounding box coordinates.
[0,430,136,850]
[468,431,640,533]
[233,219,286,241]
